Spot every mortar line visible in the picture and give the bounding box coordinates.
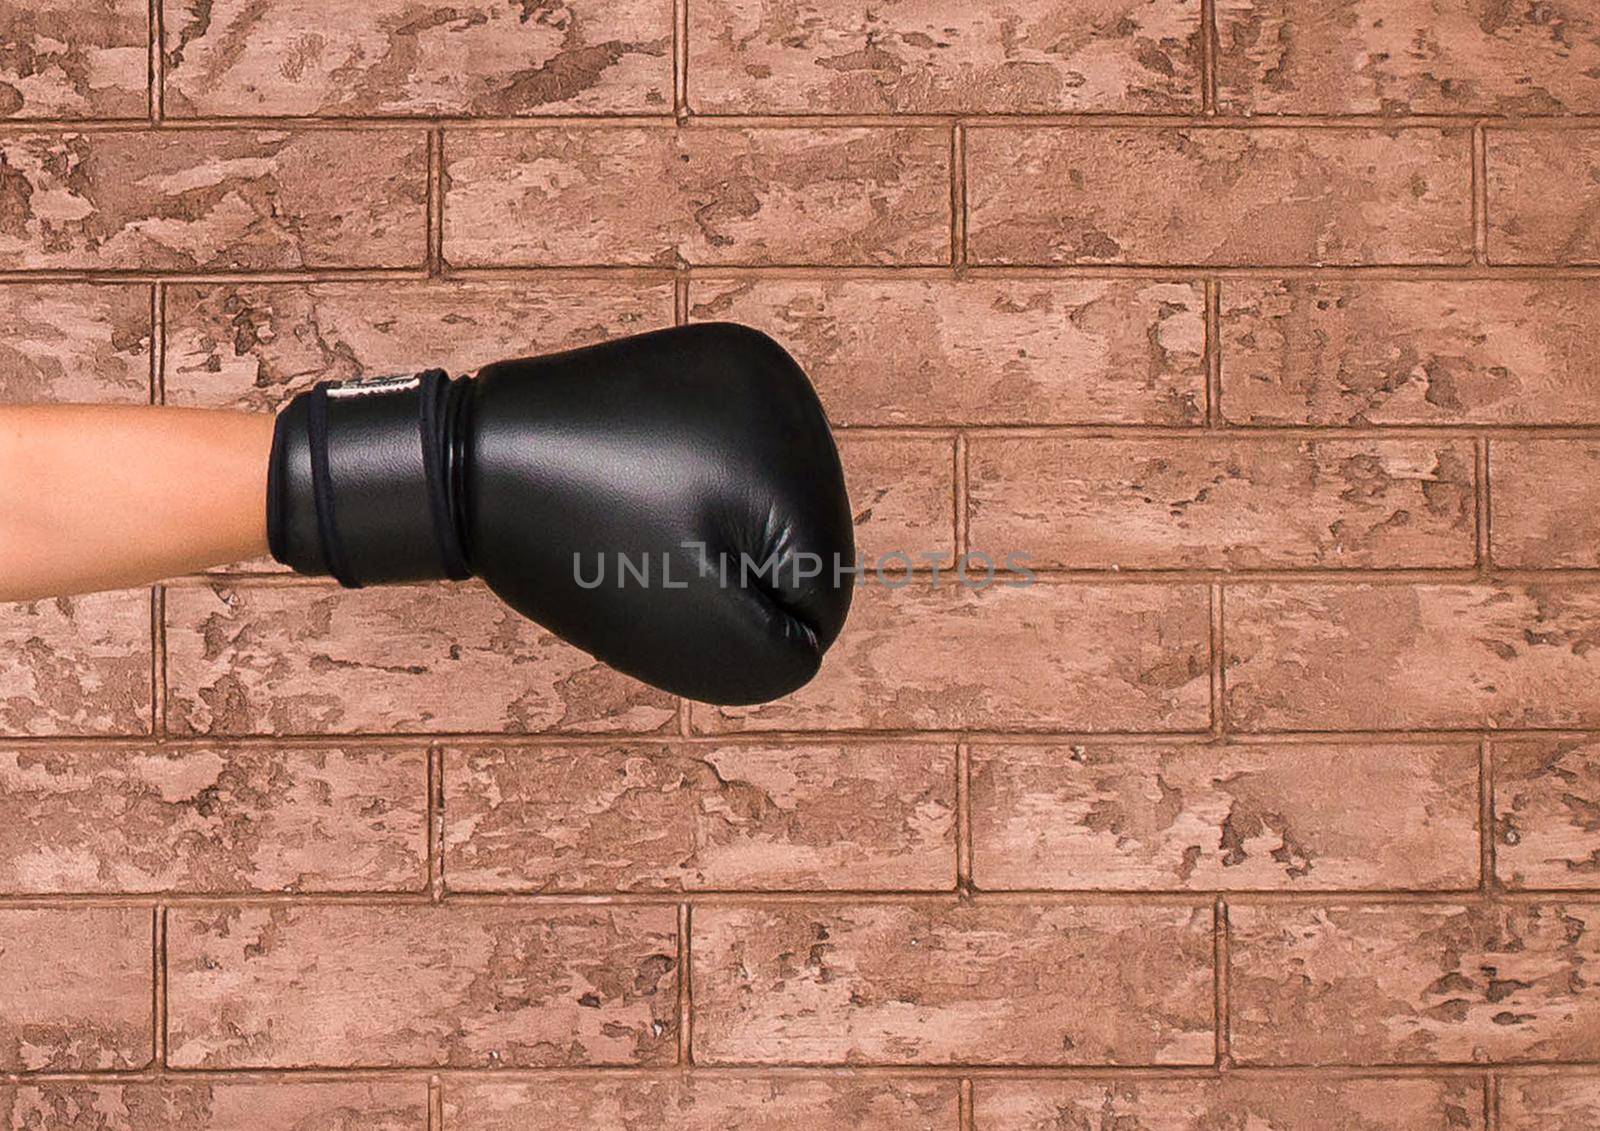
[21,111,1600,130]
[1478,437,1494,576]
[430,1074,444,1131]
[151,282,166,404]
[1214,896,1231,1068]
[675,271,691,325]
[1200,0,1219,114]
[152,904,167,1069]
[1487,1072,1500,1130]
[1204,278,1222,427]
[147,0,163,124]
[426,128,445,276]
[677,902,694,1065]
[1481,736,1497,897]
[7,889,1596,910]
[14,725,1600,752]
[1474,123,1490,264]
[1209,582,1226,737]
[151,585,167,740]
[23,263,1600,285]
[428,744,445,902]
[674,0,689,120]
[960,1078,974,1131]
[950,123,967,269]
[953,433,969,560]
[956,742,973,895]
[10,1064,1600,1084]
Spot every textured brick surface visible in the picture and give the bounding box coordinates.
[0,0,147,119]
[1501,1076,1600,1130]
[970,741,1480,891]
[969,436,1476,569]
[1231,903,1600,1064]
[0,1082,427,1130]
[689,0,1201,113]
[1488,131,1600,265]
[164,584,675,735]
[0,743,426,893]
[967,128,1473,266]
[445,1077,956,1130]
[1225,584,1600,731]
[0,285,150,403]
[1490,441,1600,568]
[979,1076,1485,1130]
[164,0,672,116]
[690,277,1205,426]
[4,2,1600,1118]
[164,280,675,412]
[443,741,956,891]
[693,903,1214,1064]
[167,905,678,1068]
[1220,280,1600,426]
[696,583,1211,733]
[1495,737,1600,891]
[0,591,152,736]
[1216,0,1600,114]
[0,131,426,269]
[444,127,950,266]
[0,908,152,1071]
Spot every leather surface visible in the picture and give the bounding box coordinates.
[269,322,855,705]
[467,323,854,705]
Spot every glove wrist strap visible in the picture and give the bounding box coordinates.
[266,370,473,587]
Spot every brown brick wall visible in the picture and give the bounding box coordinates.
[3,1,1600,1128]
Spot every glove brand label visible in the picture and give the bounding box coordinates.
[326,374,422,400]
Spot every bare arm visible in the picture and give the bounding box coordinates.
[0,405,276,601]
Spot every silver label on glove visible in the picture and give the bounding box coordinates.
[326,373,422,399]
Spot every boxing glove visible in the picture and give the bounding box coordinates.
[265,323,854,706]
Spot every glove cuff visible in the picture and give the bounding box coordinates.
[266,370,473,587]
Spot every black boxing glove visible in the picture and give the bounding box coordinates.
[265,323,854,706]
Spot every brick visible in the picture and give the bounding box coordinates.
[968,437,1475,570]
[0,743,426,894]
[979,1076,1484,1130]
[165,0,671,116]
[1491,441,1600,569]
[970,741,1479,891]
[693,902,1213,1064]
[1220,280,1600,426]
[1224,583,1600,731]
[166,905,677,1068]
[1495,737,1600,891]
[1217,0,1600,114]
[838,435,954,564]
[1489,131,1600,265]
[689,0,1200,113]
[0,591,151,736]
[1502,1076,1600,1131]
[0,0,147,119]
[164,583,675,736]
[0,131,426,270]
[443,127,950,266]
[690,277,1205,426]
[0,908,151,1071]
[695,582,1211,733]
[445,1076,957,1130]
[0,284,150,403]
[163,280,675,412]
[443,741,956,892]
[0,1082,427,1130]
[1231,903,1600,1064]
[967,127,1472,266]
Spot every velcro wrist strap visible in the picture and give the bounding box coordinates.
[266,370,471,587]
